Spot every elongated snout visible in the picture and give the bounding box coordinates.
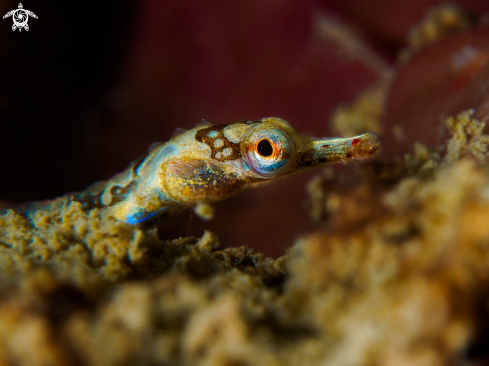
[295,132,381,170]
[348,132,381,160]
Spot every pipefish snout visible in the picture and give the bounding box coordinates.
[18,118,381,226]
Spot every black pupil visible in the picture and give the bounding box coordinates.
[257,139,274,157]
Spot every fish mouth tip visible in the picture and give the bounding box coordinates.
[362,132,381,151]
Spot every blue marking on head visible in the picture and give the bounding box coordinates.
[266,159,288,172]
[126,211,159,225]
[139,144,178,179]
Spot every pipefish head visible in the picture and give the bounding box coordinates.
[162,118,381,204]
[240,118,380,175]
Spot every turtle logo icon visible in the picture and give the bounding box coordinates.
[3,3,37,32]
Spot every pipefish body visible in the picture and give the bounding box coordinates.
[13,118,381,226]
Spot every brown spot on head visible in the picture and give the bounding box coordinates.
[322,144,329,148]
[352,139,360,146]
[195,125,241,162]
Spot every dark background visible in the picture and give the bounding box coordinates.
[1,0,488,257]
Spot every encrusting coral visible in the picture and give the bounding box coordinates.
[0,206,287,289]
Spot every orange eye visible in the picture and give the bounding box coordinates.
[245,129,293,175]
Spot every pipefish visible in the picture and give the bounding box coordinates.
[11,118,381,226]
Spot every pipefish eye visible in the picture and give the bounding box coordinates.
[257,139,274,157]
[245,128,294,175]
